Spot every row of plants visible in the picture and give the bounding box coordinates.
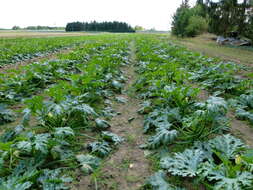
[0,35,129,126]
[134,35,253,190]
[163,41,253,125]
[0,37,104,125]
[190,62,253,125]
[0,35,131,189]
[0,35,98,67]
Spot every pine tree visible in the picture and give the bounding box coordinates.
[171,1,193,36]
[204,0,251,36]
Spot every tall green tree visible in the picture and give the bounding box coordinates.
[204,0,251,36]
[65,21,135,33]
[171,0,208,37]
[171,1,192,37]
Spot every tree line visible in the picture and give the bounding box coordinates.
[172,0,253,41]
[65,21,135,33]
[12,26,65,30]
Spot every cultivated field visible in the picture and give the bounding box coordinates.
[0,30,88,38]
[0,33,253,190]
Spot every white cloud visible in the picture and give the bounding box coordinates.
[0,0,196,30]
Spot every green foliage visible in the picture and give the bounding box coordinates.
[231,92,253,124]
[244,15,253,42]
[134,35,253,189]
[172,2,207,37]
[161,85,199,111]
[24,97,97,130]
[161,149,205,177]
[0,179,32,190]
[76,154,101,175]
[101,131,124,145]
[190,62,251,96]
[143,107,181,134]
[38,169,72,190]
[111,80,123,92]
[0,104,16,125]
[0,125,24,143]
[95,118,111,130]
[142,127,178,149]
[144,171,170,190]
[208,134,246,159]
[177,96,228,142]
[172,3,193,37]
[186,15,208,37]
[199,162,253,190]
[0,36,89,67]
[54,127,75,138]
[87,141,112,158]
[204,0,252,37]
[160,134,253,189]
[144,171,186,190]
[0,35,130,189]
[66,21,135,33]
[1,33,252,190]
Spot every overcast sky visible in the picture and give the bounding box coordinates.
[0,0,196,30]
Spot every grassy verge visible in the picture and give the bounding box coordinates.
[168,33,253,68]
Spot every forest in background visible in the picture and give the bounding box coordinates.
[172,0,253,41]
[65,21,135,33]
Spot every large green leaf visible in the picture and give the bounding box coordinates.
[236,108,253,124]
[198,162,253,190]
[161,149,204,177]
[0,125,24,143]
[16,141,32,153]
[95,118,111,130]
[208,134,246,160]
[101,131,123,145]
[87,141,112,158]
[0,179,32,190]
[33,134,50,154]
[54,127,75,138]
[142,127,177,149]
[144,171,185,190]
[38,169,72,190]
[76,154,101,175]
[0,104,16,125]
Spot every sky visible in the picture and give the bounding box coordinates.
[0,0,196,31]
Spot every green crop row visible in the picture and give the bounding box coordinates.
[134,35,253,190]
[1,33,252,190]
[0,35,96,67]
[0,35,131,189]
[0,37,98,125]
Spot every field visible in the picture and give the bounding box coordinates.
[0,33,253,190]
[0,30,88,38]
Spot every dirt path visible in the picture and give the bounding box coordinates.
[75,41,151,190]
[228,112,253,148]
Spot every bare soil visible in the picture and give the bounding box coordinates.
[228,112,253,148]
